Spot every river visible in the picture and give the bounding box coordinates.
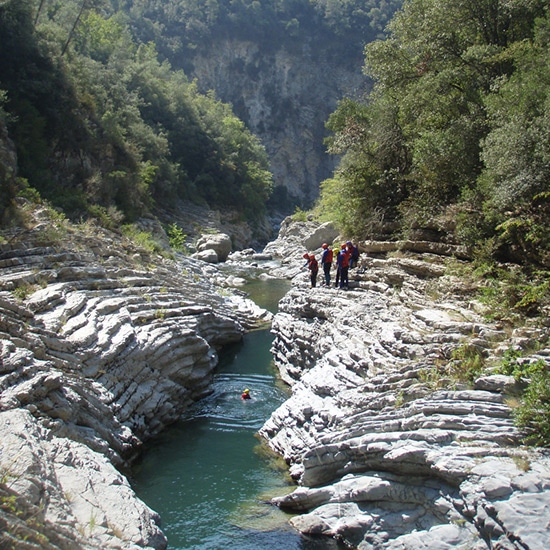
[131,277,341,549]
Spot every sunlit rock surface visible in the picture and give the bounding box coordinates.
[260,222,550,549]
[0,218,271,549]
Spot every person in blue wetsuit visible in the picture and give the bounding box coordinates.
[348,241,360,269]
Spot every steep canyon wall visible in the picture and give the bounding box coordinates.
[189,37,368,206]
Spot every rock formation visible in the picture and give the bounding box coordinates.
[3,209,549,549]
[0,209,271,549]
[189,38,368,205]
[194,232,232,263]
[259,219,550,549]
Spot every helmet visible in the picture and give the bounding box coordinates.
[303,253,309,259]
[243,388,250,394]
[322,243,328,249]
[309,254,315,259]
[347,241,352,246]
[341,243,347,248]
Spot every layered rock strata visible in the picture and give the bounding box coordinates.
[0,215,271,549]
[260,232,550,549]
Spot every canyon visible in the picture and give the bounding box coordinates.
[1,213,549,549]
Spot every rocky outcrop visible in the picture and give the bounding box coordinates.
[190,39,367,205]
[194,232,232,263]
[154,200,275,251]
[0,212,271,549]
[259,222,550,549]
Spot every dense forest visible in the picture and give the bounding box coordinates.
[318,0,550,275]
[1,0,549,291]
[121,0,401,71]
[0,0,400,227]
[0,0,275,226]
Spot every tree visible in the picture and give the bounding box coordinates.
[321,0,548,246]
[478,11,550,266]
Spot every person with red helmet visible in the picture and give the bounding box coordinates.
[321,243,333,286]
[306,253,319,287]
[335,243,351,289]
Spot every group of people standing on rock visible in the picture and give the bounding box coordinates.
[303,241,360,289]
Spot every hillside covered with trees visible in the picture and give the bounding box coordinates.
[122,0,401,71]
[0,0,274,227]
[318,0,550,273]
[1,0,549,287]
[1,0,403,227]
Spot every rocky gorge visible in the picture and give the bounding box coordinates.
[0,208,271,549]
[1,211,549,550]
[260,219,550,549]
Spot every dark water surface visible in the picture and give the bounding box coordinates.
[131,277,342,549]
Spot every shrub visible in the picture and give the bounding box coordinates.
[166,223,187,253]
[514,369,550,446]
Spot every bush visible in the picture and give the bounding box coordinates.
[166,223,187,253]
[514,369,550,446]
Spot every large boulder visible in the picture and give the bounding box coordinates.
[303,222,339,251]
[194,248,219,263]
[196,233,232,262]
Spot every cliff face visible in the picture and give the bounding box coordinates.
[189,37,368,206]
[0,209,271,549]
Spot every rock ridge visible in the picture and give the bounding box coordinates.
[259,220,550,549]
[0,215,271,549]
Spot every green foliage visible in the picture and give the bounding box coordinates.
[477,266,550,320]
[0,0,276,228]
[189,87,273,218]
[321,0,550,264]
[514,369,550,446]
[418,344,486,390]
[291,207,308,222]
[492,347,550,447]
[123,0,401,67]
[449,344,485,383]
[121,224,163,254]
[497,348,546,381]
[318,96,410,236]
[166,223,187,252]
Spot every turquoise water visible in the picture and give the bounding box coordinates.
[131,277,342,549]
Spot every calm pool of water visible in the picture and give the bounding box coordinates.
[131,277,341,549]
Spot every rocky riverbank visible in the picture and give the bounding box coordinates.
[0,208,271,549]
[2,209,549,550]
[259,219,550,549]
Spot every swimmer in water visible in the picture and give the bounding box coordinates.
[241,388,251,400]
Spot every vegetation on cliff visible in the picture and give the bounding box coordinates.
[318,0,550,272]
[0,0,273,226]
[122,0,402,71]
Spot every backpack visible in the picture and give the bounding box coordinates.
[325,248,333,263]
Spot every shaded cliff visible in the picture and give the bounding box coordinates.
[189,37,368,207]
[123,0,402,209]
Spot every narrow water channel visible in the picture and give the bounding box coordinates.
[131,278,341,549]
